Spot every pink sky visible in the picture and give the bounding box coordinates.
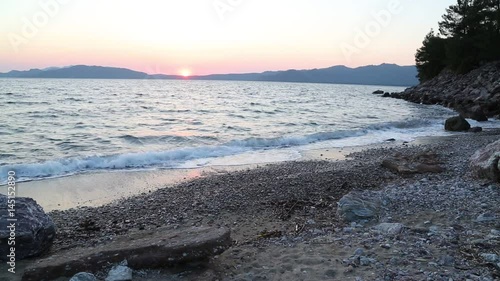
[0,0,456,75]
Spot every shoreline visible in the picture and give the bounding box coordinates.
[5,129,500,280]
[1,137,422,212]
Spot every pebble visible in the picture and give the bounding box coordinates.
[359,257,376,266]
[105,265,133,281]
[354,248,365,256]
[475,213,497,223]
[343,227,355,233]
[69,272,98,281]
[372,223,404,236]
[480,253,499,263]
[438,255,455,266]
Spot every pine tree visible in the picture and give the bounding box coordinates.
[415,30,447,82]
[416,0,500,80]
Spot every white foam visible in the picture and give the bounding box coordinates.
[2,117,500,184]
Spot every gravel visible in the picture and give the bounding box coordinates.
[45,129,500,280]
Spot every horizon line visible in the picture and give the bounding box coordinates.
[1,62,417,76]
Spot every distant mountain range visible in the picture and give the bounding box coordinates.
[0,64,418,86]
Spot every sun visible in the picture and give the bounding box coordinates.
[180,68,191,78]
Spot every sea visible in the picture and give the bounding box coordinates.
[1,78,498,184]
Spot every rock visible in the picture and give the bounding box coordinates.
[359,257,376,266]
[354,248,365,256]
[372,90,384,94]
[390,62,500,118]
[70,272,98,281]
[381,244,391,249]
[475,213,497,223]
[480,253,499,263]
[469,127,483,133]
[381,151,444,174]
[105,265,133,281]
[445,116,471,131]
[382,92,391,97]
[438,255,455,266]
[22,226,231,281]
[468,105,488,121]
[337,191,382,223]
[0,195,55,261]
[470,139,500,182]
[372,223,404,236]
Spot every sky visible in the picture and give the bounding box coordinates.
[0,0,456,75]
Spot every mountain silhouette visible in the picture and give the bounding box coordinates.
[0,64,418,86]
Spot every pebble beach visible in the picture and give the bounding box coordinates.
[36,129,500,281]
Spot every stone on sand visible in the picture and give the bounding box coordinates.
[69,272,98,281]
[337,190,382,223]
[105,265,133,281]
[372,223,405,236]
[22,226,231,281]
[381,151,445,174]
[445,116,471,132]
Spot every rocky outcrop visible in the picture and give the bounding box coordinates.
[0,195,55,261]
[470,139,500,182]
[394,61,500,121]
[445,116,471,132]
[22,226,231,281]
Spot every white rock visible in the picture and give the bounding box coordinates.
[480,253,499,263]
[372,223,404,236]
[105,265,133,281]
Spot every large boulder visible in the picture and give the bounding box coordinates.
[445,116,471,132]
[22,226,231,281]
[470,139,500,182]
[0,195,55,261]
[337,190,382,223]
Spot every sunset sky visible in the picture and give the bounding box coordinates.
[0,0,456,75]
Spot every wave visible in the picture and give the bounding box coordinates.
[117,134,218,145]
[0,118,439,184]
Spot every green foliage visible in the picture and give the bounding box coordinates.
[416,0,500,81]
[415,30,447,81]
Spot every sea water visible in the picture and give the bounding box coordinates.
[1,78,496,183]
